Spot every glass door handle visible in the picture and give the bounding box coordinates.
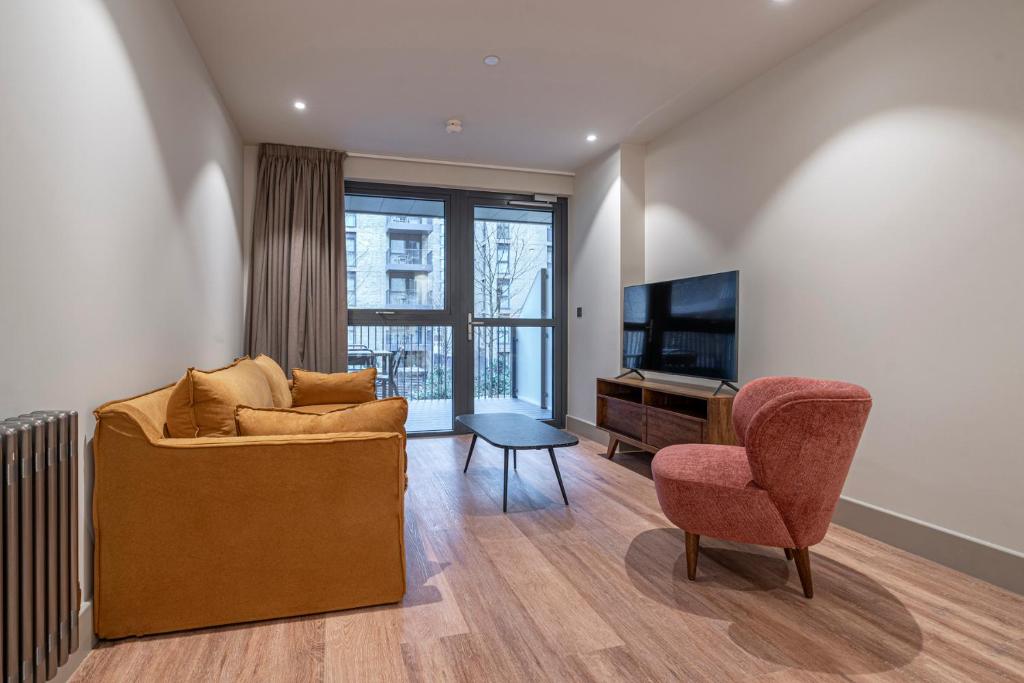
[467,314,484,341]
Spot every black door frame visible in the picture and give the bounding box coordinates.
[344,181,569,434]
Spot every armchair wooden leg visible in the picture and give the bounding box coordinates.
[784,547,793,560]
[685,532,700,581]
[792,547,814,598]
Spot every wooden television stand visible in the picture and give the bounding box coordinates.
[596,376,738,458]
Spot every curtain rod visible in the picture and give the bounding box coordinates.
[345,151,575,177]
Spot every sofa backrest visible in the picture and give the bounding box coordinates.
[94,383,176,442]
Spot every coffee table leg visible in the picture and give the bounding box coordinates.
[547,447,569,506]
[463,434,478,473]
[503,448,510,513]
[513,449,517,470]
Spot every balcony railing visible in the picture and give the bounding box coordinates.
[386,249,433,272]
[346,325,515,403]
[386,290,431,307]
[348,325,453,400]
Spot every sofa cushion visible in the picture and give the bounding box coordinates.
[165,358,275,438]
[287,403,360,414]
[252,354,292,408]
[235,397,408,441]
[164,374,194,438]
[291,367,377,406]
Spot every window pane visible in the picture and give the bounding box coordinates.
[474,206,553,318]
[346,232,357,265]
[473,325,552,420]
[348,325,454,432]
[345,194,446,310]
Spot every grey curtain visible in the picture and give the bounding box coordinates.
[246,143,347,373]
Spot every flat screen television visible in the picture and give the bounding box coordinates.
[622,271,739,382]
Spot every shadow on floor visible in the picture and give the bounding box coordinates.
[606,448,655,479]
[624,527,923,675]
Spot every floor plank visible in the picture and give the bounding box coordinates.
[71,434,1024,682]
[324,607,406,683]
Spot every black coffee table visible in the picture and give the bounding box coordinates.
[456,413,579,512]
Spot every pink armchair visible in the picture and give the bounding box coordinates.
[652,377,872,598]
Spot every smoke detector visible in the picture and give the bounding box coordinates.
[446,119,463,134]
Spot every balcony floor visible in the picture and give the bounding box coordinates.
[406,397,552,433]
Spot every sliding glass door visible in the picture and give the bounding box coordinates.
[469,202,556,420]
[345,182,567,434]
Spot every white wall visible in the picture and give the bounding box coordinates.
[567,149,623,426]
[644,0,1024,553]
[346,154,574,196]
[0,0,245,659]
[619,144,646,288]
[567,145,647,430]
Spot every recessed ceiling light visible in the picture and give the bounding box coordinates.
[293,100,307,110]
[586,133,598,142]
[483,55,500,66]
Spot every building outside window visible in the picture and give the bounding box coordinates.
[389,275,418,306]
[346,231,357,265]
[343,205,445,311]
[497,278,511,314]
[497,243,510,274]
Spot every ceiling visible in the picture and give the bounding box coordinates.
[174,0,881,172]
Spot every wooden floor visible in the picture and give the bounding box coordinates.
[73,435,1024,682]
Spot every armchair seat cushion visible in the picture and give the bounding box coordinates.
[652,444,795,548]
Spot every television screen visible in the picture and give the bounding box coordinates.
[623,271,739,381]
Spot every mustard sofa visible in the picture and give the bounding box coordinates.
[92,381,406,639]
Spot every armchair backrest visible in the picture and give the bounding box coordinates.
[733,377,872,547]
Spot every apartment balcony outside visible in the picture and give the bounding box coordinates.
[386,248,433,273]
[385,217,434,234]
[386,290,432,308]
[348,324,550,432]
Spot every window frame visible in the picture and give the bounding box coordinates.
[343,181,569,431]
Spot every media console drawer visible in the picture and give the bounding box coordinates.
[644,406,704,449]
[597,396,644,440]
[596,376,737,457]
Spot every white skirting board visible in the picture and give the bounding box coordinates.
[833,498,1023,595]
